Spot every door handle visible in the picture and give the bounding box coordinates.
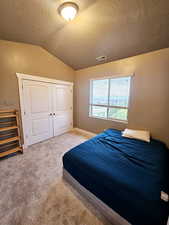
[49,113,52,116]
[53,113,56,116]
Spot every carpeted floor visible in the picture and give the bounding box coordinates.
[0,131,107,225]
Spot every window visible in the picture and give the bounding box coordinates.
[89,76,131,121]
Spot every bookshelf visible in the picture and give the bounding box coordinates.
[0,109,23,158]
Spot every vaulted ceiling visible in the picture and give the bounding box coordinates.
[0,0,169,70]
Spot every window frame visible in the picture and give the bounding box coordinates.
[89,75,133,123]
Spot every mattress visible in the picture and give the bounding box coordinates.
[63,129,169,225]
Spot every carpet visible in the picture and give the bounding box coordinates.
[0,131,106,225]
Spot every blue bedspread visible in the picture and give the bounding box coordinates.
[63,129,169,225]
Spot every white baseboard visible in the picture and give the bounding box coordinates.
[72,128,97,137]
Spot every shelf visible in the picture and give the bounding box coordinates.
[0,132,16,138]
[0,121,15,125]
[0,147,22,157]
[0,126,18,132]
[0,109,16,113]
[0,115,16,119]
[0,136,19,145]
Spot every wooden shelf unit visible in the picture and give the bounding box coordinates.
[0,109,23,158]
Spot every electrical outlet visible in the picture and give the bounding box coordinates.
[161,191,169,202]
[96,55,107,62]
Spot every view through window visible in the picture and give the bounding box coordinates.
[89,76,131,121]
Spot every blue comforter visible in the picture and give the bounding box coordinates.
[63,129,169,225]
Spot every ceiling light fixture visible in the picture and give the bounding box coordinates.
[58,2,79,21]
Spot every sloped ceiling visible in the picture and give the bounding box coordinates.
[0,0,169,70]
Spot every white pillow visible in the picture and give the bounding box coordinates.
[122,129,150,142]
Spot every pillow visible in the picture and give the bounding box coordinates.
[122,128,150,142]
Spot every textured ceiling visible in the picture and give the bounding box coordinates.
[0,0,169,70]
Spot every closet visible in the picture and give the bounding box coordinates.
[19,75,73,147]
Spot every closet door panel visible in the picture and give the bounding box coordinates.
[53,85,73,136]
[23,80,53,145]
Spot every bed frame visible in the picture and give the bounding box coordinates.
[63,169,131,225]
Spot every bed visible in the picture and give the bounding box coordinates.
[63,129,169,225]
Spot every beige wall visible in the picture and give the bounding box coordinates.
[0,40,75,110]
[75,48,169,147]
[0,40,168,146]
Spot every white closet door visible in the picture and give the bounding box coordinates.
[52,85,73,136]
[23,80,53,145]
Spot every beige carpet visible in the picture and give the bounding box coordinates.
[0,131,107,225]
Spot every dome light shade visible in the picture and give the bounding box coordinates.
[58,2,79,21]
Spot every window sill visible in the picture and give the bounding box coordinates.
[88,115,128,124]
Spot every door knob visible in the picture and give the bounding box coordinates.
[53,113,56,116]
[49,113,52,116]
